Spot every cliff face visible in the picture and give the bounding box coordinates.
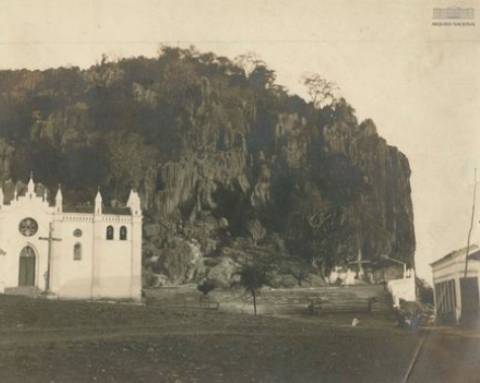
[0,48,415,286]
[140,78,415,285]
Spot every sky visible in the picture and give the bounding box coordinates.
[1,0,480,280]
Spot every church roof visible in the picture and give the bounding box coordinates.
[63,205,132,215]
[2,181,45,204]
[1,177,135,216]
[104,207,131,215]
[63,205,95,214]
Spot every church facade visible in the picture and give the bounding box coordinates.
[0,176,142,301]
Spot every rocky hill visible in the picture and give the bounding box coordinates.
[0,47,415,287]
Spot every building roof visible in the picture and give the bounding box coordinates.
[468,249,480,261]
[1,177,135,216]
[63,205,132,215]
[2,181,45,204]
[103,207,131,215]
[430,245,480,267]
[63,206,94,214]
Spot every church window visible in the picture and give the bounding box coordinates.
[106,225,114,240]
[19,217,38,237]
[73,243,82,261]
[73,228,82,237]
[120,226,127,240]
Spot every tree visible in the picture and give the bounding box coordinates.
[246,218,266,246]
[234,52,276,122]
[301,72,339,108]
[234,52,262,78]
[416,278,434,305]
[249,65,276,91]
[281,258,311,286]
[238,261,270,315]
[106,132,157,198]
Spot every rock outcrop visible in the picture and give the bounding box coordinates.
[140,95,415,285]
[0,48,416,286]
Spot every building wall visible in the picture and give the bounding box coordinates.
[54,214,140,300]
[51,214,95,298]
[431,251,480,323]
[0,197,52,291]
[387,271,416,307]
[92,215,138,299]
[129,214,142,301]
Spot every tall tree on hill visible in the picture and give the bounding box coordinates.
[235,52,276,123]
[235,52,262,79]
[301,72,339,108]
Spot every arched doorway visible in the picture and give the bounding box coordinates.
[18,246,36,286]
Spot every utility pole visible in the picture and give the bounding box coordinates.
[39,222,62,293]
[464,168,477,278]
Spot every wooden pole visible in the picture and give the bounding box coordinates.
[464,168,477,278]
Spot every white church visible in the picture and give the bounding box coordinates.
[0,175,142,301]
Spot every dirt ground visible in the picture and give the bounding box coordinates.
[0,295,473,383]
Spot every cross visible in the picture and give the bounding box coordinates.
[39,222,62,293]
[348,248,371,278]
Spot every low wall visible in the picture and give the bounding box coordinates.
[387,274,416,307]
[146,284,392,315]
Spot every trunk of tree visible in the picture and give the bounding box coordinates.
[252,290,257,316]
[253,103,256,123]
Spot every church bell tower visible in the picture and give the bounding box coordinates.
[55,186,63,213]
[94,189,103,215]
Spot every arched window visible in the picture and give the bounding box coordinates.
[74,243,82,261]
[106,225,114,240]
[120,226,127,240]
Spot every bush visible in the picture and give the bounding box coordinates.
[197,279,217,296]
[417,278,434,305]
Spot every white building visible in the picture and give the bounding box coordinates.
[431,245,480,324]
[0,175,142,301]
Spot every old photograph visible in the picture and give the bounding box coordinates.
[0,0,479,382]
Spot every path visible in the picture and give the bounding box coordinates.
[407,330,480,383]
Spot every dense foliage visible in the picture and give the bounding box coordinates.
[0,47,415,285]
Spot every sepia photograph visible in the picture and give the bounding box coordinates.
[0,0,479,382]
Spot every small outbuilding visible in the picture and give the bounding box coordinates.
[431,245,480,325]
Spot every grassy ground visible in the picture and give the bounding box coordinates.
[0,295,424,383]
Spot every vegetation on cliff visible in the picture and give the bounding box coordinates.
[0,46,415,286]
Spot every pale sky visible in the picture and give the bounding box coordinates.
[1,0,480,280]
